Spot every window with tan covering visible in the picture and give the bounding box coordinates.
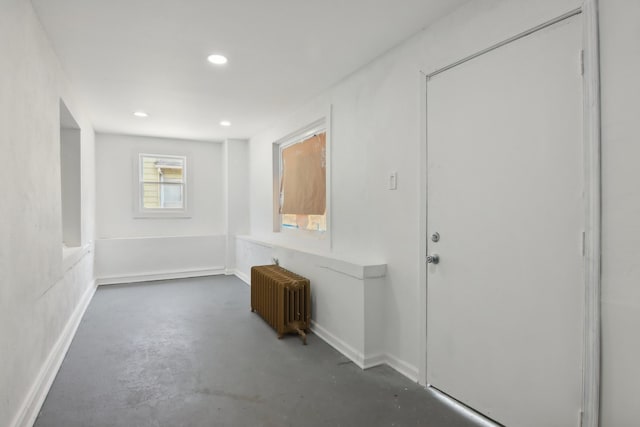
[278,131,327,232]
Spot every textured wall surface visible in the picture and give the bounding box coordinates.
[0,1,96,425]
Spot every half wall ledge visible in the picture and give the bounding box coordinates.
[235,235,387,280]
[235,235,387,371]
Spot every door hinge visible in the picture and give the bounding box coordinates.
[582,231,586,256]
[580,49,585,76]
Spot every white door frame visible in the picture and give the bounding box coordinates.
[418,2,601,426]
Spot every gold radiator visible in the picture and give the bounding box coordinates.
[250,265,311,344]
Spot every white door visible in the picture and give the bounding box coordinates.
[426,16,584,427]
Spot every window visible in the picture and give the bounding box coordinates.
[135,153,189,217]
[275,120,327,233]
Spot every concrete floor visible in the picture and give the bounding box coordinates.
[35,276,486,427]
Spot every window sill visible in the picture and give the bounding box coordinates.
[133,211,192,219]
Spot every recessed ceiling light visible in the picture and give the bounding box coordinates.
[220,120,231,127]
[207,54,228,65]
[133,111,148,118]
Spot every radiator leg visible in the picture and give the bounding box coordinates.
[296,328,307,345]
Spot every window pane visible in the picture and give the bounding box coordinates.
[142,157,161,184]
[140,155,184,184]
[160,167,183,182]
[307,214,326,231]
[161,183,183,208]
[139,154,186,211]
[141,182,184,209]
[281,213,326,232]
[142,182,161,208]
[282,214,298,229]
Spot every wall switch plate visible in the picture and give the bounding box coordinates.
[389,172,397,190]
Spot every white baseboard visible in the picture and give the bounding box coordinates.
[383,353,419,383]
[310,320,366,368]
[362,352,418,382]
[234,270,251,286]
[310,322,419,383]
[96,267,225,286]
[10,279,97,427]
[362,352,387,369]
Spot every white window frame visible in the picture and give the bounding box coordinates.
[133,152,192,218]
[272,115,331,243]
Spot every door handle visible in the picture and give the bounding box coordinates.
[427,254,440,264]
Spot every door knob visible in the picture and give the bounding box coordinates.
[426,254,440,264]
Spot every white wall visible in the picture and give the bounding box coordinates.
[94,133,226,281]
[95,235,225,284]
[60,127,81,247]
[95,133,224,238]
[599,0,640,425]
[0,1,96,426]
[223,139,250,272]
[245,0,640,424]
[235,237,274,284]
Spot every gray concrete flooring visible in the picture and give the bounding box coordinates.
[35,276,484,427]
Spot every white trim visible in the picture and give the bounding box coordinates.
[96,267,225,286]
[581,1,602,426]
[418,65,429,386]
[362,353,420,383]
[383,353,420,383]
[62,243,92,272]
[310,320,366,368]
[234,270,251,286]
[236,235,386,280]
[425,8,582,79]
[277,119,326,150]
[362,353,387,369]
[236,234,274,249]
[325,105,333,250]
[96,234,222,241]
[427,387,501,427]
[132,152,192,218]
[310,320,419,382]
[10,280,97,427]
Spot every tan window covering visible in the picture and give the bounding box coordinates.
[280,132,326,215]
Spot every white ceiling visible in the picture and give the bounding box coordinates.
[32,0,467,141]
